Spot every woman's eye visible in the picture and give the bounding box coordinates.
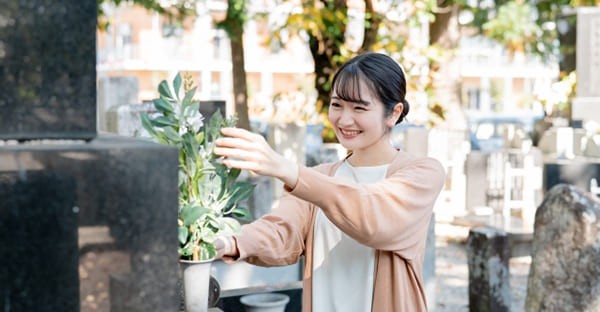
[354,106,366,111]
[331,102,341,108]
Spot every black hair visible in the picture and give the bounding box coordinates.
[330,52,409,125]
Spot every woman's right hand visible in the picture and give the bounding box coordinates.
[214,236,239,261]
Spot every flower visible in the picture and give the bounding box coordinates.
[141,73,254,261]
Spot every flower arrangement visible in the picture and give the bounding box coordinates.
[141,73,254,261]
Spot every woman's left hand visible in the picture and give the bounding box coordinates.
[214,127,298,188]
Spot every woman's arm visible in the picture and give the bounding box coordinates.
[216,190,313,267]
[289,158,445,259]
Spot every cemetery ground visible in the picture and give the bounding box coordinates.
[435,222,530,312]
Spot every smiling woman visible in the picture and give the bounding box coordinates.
[213,52,446,312]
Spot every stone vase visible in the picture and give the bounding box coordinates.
[180,259,213,312]
[240,293,290,312]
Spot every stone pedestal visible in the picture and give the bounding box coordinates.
[0,136,180,312]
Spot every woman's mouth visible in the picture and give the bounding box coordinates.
[339,128,361,138]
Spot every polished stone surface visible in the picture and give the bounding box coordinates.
[0,135,179,311]
[0,0,97,139]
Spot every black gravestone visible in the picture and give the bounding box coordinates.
[0,0,97,140]
[0,0,181,311]
[0,136,180,312]
[544,160,600,193]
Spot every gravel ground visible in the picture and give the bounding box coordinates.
[435,237,531,312]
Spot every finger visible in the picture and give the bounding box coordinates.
[213,147,257,161]
[221,127,263,142]
[215,137,257,150]
[222,158,260,172]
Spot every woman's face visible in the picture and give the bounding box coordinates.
[328,79,395,153]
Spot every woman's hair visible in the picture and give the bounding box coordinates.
[330,52,409,125]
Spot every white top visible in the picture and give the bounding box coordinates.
[312,160,390,312]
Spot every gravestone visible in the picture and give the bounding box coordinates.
[572,7,600,123]
[526,184,600,312]
[466,227,511,312]
[97,76,139,132]
[0,1,180,311]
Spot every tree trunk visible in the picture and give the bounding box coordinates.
[229,20,250,130]
[429,2,466,129]
[358,0,380,54]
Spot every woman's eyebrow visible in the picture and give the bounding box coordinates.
[331,95,371,105]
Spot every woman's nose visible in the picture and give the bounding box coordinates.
[338,109,354,126]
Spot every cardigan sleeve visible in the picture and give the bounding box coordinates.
[233,190,313,267]
[288,157,445,259]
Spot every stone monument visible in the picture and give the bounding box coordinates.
[0,1,180,311]
[526,184,600,311]
[572,7,600,124]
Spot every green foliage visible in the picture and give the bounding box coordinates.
[482,2,541,56]
[215,0,248,41]
[98,0,197,31]
[142,73,254,261]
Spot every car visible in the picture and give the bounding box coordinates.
[468,113,544,152]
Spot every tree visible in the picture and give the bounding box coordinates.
[216,0,251,130]
[275,0,437,116]
[98,0,252,130]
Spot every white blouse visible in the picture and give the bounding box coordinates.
[312,160,390,312]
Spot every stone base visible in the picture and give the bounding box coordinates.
[0,134,179,311]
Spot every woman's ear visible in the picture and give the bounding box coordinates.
[387,103,403,127]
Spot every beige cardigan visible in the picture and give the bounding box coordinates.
[234,151,445,311]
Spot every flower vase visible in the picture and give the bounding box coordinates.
[180,259,213,312]
[240,293,290,312]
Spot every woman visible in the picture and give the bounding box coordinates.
[213,52,445,311]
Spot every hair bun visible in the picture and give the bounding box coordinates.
[397,99,410,124]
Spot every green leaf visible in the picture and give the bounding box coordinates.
[173,73,182,100]
[178,226,189,245]
[182,132,199,164]
[151,116,177,127]
[158,80,174,100]
[231,207,253,221]
[179,205,211,226]
[153,97,174,114]
[222,217,241,235]
[179,244,193,257]
[227,182,256,207]
[200,241,216,260]
[182,87,197,109]
[163,127,182,143]
[141,114,158,137]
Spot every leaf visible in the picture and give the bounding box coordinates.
[158,80,174,100]
[179,205,211,226]
[151,116,177,127]
[153,97,175,114]
[173,73,182,100]
[231,207,253,221]
[227,182,256,207]
[182,87,197,109]
[178,226,189,245]
[200,241,216,260]
[163,127,182,143]
[222,217,241,235]
[141,114,158,137]
[182,132,199,164]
